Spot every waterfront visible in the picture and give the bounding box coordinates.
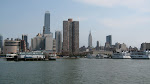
[1,58,150,84]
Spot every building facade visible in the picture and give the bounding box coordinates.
[31,33,45,51]
[140,43,150,51]
[3,38,20,54]
[44,33,53,50]
[63,19,79,55]
[55,31,62,53]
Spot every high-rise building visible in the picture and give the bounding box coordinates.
[20,40,26,52]
[96,41,100,50]
[63,19,79,55]
[0,34,3,51]
[88,31,92,48]
[43,11,50,34]
[55,31,62,53]
[22,34,28,49]
[106,35,112,46]
[31,11,54,51]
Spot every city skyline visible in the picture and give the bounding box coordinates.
[1,0,150,48]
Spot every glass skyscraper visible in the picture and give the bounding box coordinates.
[106,35,112,46]
[43,11,50,34]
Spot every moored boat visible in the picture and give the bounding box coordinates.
[112,52,131,59]
[6,54,18,61]
[130,51,150,59]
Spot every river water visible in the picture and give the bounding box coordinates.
[0,58,150,84]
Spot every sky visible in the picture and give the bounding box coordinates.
[1,0,150,48]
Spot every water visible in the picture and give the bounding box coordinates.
[0,58,150,84]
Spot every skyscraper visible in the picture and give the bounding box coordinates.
[63,19,79,55]
[43,11,50,34]
[20,40,26,52]
[31,11,53,51]
[22,34,28,49]
[96,41,100,50]
[0,34,3,51]
[55,31,62,53]
[106,35,112,46]
[88,31,92,48]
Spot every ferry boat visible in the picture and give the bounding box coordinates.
[130,51,150,59]
[6,54,18,61]
[112,52,131,59]
[19,51,44,59]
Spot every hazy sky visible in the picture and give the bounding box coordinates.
[1,0,150,48]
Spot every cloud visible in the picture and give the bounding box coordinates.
[74,0,150,12]
[99,16,150,29]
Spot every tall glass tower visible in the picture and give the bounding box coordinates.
[106,35,112,46]
[43,11,50,34]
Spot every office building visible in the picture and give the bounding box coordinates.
[96,41,100,50]
[22,34,28,49]
[20,40,26,52]
[31,11,54,51]
[106,35,112,46]
[88,31,92,48]
[55,31,62,53]
[43,11,50,34]
[63,19,79,55]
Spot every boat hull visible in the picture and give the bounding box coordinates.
[112,56,131,59]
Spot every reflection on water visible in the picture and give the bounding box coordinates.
[0,58,150,84]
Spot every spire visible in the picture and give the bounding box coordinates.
[89,30,91,36]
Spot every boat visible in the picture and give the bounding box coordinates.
[112,52,131,59]
[6,54,18,61]
[95,54,108,59]
[86,54,96,59]
[48,53,57,60]
[19,51,44,59]
[130,51,150,59]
